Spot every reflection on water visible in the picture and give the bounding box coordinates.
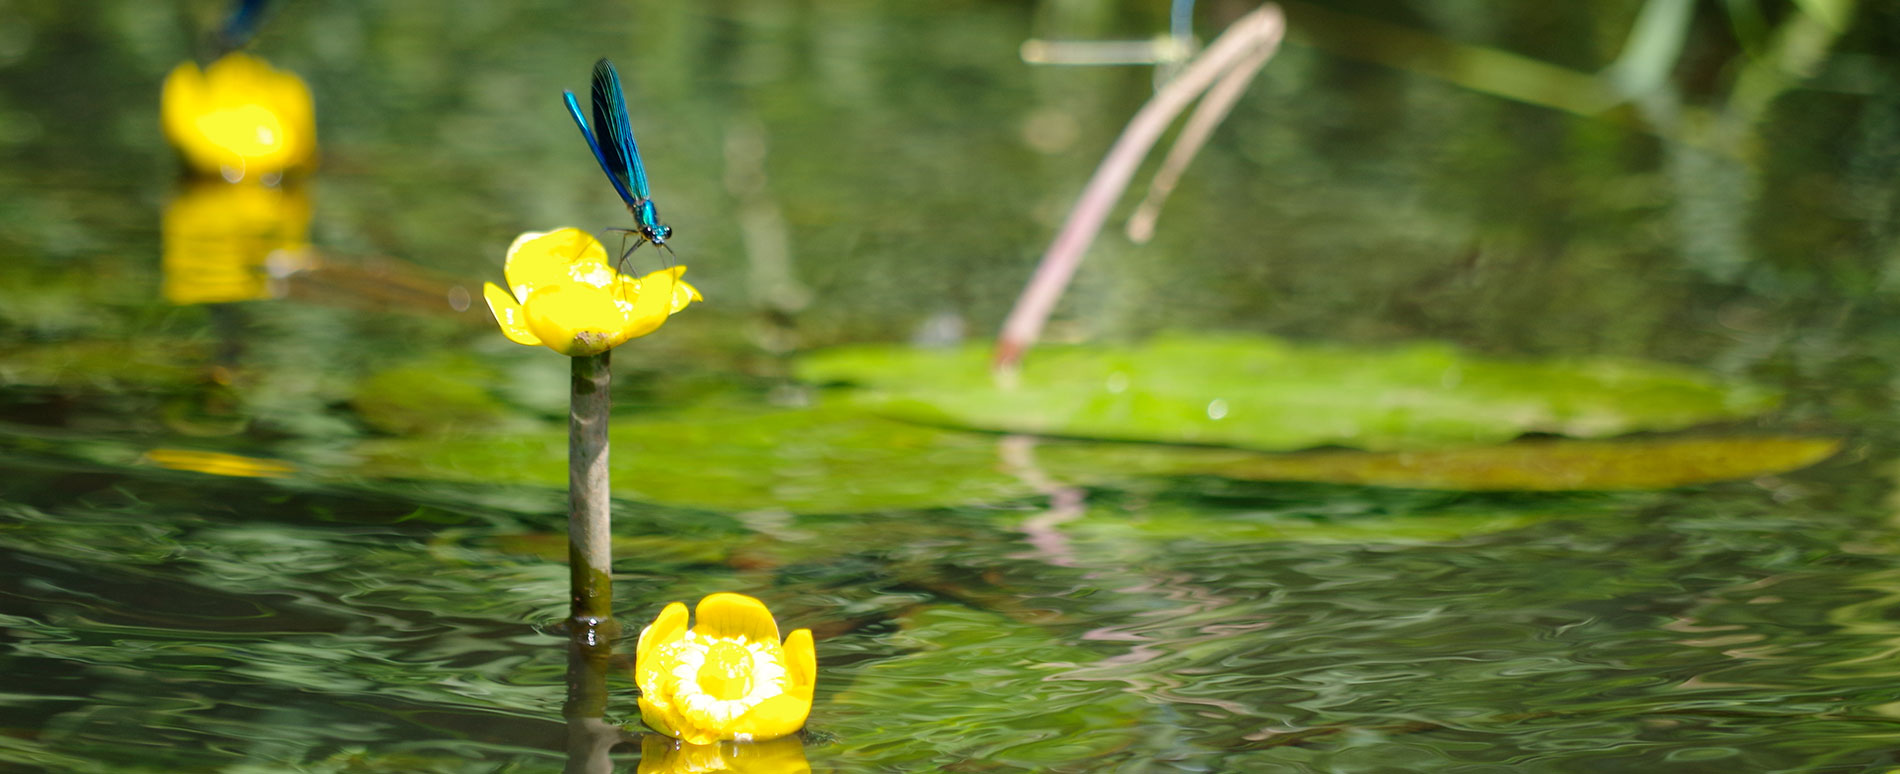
[142,446,295,478]
[5,0,1900,772]
[636,735,810,774]
[564,620,622,774]
[161,179,312,305]
[4,423,1900,770]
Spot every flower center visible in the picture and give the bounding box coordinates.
[697,640,756,701]
[663,633,791,725]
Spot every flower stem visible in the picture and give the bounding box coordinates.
[568,350,613,626]
[993,4,1285,372]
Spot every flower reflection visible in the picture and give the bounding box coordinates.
[143,447,294,478]
[636,593,815,744]
[161,51,317,182]
[482,228,701,356]
[161,179,312,305]
[636,733,810,774]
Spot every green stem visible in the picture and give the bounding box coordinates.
[568,350,613,626]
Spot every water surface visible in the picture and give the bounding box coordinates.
[5,2,1900,772]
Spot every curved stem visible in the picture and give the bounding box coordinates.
[994,4,1285,373]
[1126,39,1277,244]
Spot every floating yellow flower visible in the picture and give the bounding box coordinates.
[636,734,809,774]
[161,179,312,304]
[483,228,701,356]
[636,593,816,744]
[161,52,317,181]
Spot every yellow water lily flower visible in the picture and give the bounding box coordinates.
[636,593,816,744]
[161,179,312,304]
[635,734,809,774]
[161,52,317,181]
[483,228,701,356]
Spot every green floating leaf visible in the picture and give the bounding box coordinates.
[356,405,1035,514]
[1030,435,1842,492]
[1174,435,1843,491]
[797,333,1782,452]
[1066,504,1559,547]
[357,416,1829,518]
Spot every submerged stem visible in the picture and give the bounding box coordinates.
[568,350,613,626]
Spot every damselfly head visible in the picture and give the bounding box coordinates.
[646,223,673,247]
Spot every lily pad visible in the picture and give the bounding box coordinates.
[796,334,1781,452]
[356,405,1036,514]
[1065,504,1560,547]
[1036,435,1842,492]
[1175,435,1842,491]
[356,409,1832,516]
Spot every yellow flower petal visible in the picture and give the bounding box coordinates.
[503,228,611,302]
[639,265,705,315]
[617,266,703,340]
[640,602,691,665]
[161,53,316,180]
[483,282,542,347]
[521,282,637,356]
[638,698,688,743]
[673,278,704,313]
[695,593,780,643]
[620,276,674,341]
[727,690,814,742]
[782,628,816,688]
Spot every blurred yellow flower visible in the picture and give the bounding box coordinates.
[482,228,701,356]
[161,179,313,304]
[143,448,295,479]
[636,593,815,744]
[635,734,809,774]
[161,52,317,181]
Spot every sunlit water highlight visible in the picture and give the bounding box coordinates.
[5,452,1900,772]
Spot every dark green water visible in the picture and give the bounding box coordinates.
[7,1,1900,771]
